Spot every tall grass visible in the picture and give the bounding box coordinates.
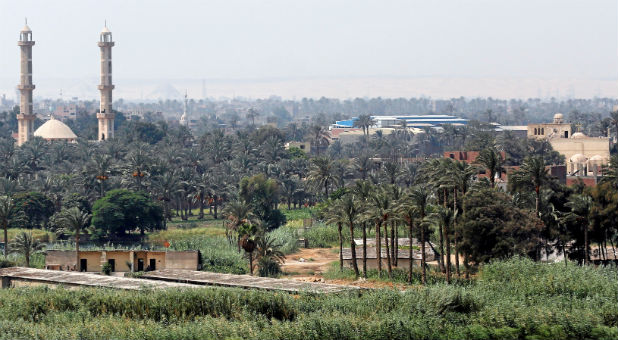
[266,226,299,255]
[0,258,616,339]
[171,236,247,274]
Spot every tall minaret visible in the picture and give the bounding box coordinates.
[17,21,36,146]
[180,90,188,127]
[97,24,115,141]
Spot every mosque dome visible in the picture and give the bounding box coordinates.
[553,113,564,123]
[569,154,587,164]
[571,132,587,139]
[590,155,604,161]
[34,117,77,141]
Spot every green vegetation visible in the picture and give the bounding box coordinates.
[0,258,615,339]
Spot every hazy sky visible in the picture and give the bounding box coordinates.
[0,0,617,99]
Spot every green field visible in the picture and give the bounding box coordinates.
[0,258,616,340]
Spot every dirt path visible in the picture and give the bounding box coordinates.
[281,248,338,275]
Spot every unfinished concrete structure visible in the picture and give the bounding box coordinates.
[17,22,36,146]
[0,267,199,290]
[142,269,359,293]
[45,250,199,273]
[97,24,115,141]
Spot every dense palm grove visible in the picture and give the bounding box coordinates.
[0,107,617,339]
[0,108,616,280]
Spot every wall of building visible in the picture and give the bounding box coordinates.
[550,138,610,162]
[104,251,132,272]
[527,123,571,139]
[165,251,199,270]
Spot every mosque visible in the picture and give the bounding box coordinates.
[528,113,611,177]
[15,22,115,145]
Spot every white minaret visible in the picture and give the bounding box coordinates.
[97,24,115,141]
[180,90,188,126]
[17,21,36,146]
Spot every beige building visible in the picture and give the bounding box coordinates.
[34,116,77,142]
[45,250,200,273]
[16,23,36,146]
[284,141,311,153]
[97,25,115,141]
[527,114,610,176]
[527,113,572,139]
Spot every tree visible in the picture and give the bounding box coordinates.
[91,189,164,240]
[307,125,330,155]
[12,191,55,229]
[476,148,503,188]
[460,188,542,270]
[354,115,376,136]
[510,156,552,216]
[341,193,361,278]
[56,207,91,271]
[0,196,20,257]
[565,193,593,265]
[222,199,255,249]
[408,185,431,284]
[307,157,335,199]
[10,231,44,267]
[239,174,286,230]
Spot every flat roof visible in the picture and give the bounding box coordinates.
[0,267,200,290]
[142,269,360,293]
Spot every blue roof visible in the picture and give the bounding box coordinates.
[334,115,467,128]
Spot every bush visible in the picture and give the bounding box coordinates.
[266,226,298,255]
[172,236,247,274]
[258,257,282,277]
[101,263,112,275]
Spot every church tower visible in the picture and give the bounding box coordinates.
[17,22,36,146]
[97,24,115,141]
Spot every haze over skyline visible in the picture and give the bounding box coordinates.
[1,0,617,100]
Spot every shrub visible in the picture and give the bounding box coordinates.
[258,257,282,278]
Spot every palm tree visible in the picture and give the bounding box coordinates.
[476,147,503,188]
[409,185,431,284]
[365,187,395,278]
[354,115,376,136]
[307,157,334,198]
[510,156,551,216]
[340,194,361,278]
[322,198,346,271]
[307,125,330,155]
[10,231,44,267]
[0,196,19,257]
[352,180,372,277]
[429,207,455,283]
[56,207,91,271]
[354,154,373,180]
[565,194,592,265]
[246,108,259,126]
[222,199,255,250]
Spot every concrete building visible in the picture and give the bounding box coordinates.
[527,113,572,139]
[17,23,36,146]
[45,250,200,273]
[526,114,610,178]
[333,115,468,129]
[284,141,311,153]
[34,116,77,142]
[97,25,115,141]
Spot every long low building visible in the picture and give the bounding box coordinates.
[334,115,468,129]
[342,246,436,270]
[45,250,200,273]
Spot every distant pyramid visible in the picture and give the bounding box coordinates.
[149,82,181,100]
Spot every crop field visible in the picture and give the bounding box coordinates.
[0,258,616,340]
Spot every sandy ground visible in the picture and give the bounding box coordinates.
[281,248,338,275]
